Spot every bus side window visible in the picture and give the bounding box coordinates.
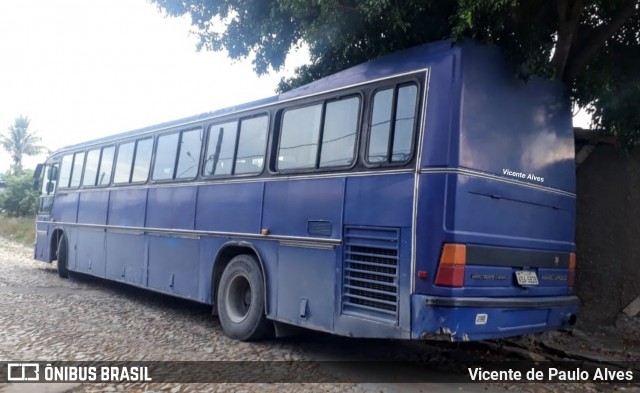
[235,116,268,175]
[320,97,359,168]
[40,165,51,195]
[131,137,153,183]
[153,132,179,181]
[392,85,418,162]
[204,121,238,176]
[97,146,115,186]
[367,84,418,164]
[278,104,323,170]
[58,154,73,189]
[175,128,203,179]
[69,151,85,188]
[82,148,101,187]
[113,142,134,184]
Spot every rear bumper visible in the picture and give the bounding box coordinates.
[411,294,579,341]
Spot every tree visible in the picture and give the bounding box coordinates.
[0,115,46,174]
[151,0,640,147]
[0,170,38,217]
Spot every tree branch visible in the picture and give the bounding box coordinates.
[553,0,584,78]
[564,0,639,81]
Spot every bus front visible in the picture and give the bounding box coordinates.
[412,44,578,341]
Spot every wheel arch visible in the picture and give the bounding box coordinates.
[211,241,269,316]
[50,228,65,262]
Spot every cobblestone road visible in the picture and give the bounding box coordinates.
[0,238,493,393]
[2,238,633,393]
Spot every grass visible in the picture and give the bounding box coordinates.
[0,214,35,246]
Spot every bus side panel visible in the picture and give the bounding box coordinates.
[343,174,413,227]
[148,235,199,298]
[51,191,79,224]
[195,182,264,233]
[35,217,51,262]
[332,173,414,338]
[105,189,148,285]
[75,229,106,275]
[107,189,147,228]
[263,178,344,332]
[146,186,197,230]
[105,231,146,285]
[262,178,344,239]
[276,246,336,332]
[75,191,109,275]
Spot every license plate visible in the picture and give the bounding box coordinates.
[515,270,539,286]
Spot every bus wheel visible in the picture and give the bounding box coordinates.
[217,254,271,341]
[56,234,69,278]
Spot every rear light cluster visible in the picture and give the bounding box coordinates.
[432,243,577,288]
[434,243,466,287]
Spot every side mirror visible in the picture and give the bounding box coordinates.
[33,178,40,191]
[34,164,44,179]
[46,181,54,194]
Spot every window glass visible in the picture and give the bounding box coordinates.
[368,88,393,163]
[320,97,359,167]
[131,137,153,183]
[367,84,418,164]
[58,155,73,188]
[176,129,202,179]
[113,142,134,184]
[278,104,322,170]
[82,149,100,186]
[97,146,115,186]
[204,121,237,176]
[40,165,50,195]
[69,152,85,188]
[235,116,268,174]
[153,133,179,180]
[392,85,418,162]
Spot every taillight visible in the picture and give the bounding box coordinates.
[434,243,467,287]
[568,252,576,287]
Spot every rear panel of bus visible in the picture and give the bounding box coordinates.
[412,43,578,341]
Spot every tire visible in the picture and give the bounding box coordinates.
[217,254,272,341]
[56,234,69,278]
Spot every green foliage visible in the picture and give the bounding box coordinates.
[0,115,46,174]
[151,0,640,147]
[0,214,34,246]
[0,170,38,217]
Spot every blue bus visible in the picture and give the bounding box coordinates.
[34,41,578,342]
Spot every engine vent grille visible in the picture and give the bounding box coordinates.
[342,226,400,322]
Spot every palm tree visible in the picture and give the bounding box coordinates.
[0,115,46,174]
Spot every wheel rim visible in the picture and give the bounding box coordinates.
[225,272,253,323]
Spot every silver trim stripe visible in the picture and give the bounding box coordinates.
[55,168,415,194]
[420,167,576,198]
[410,69,431,294]
[36,221,342,246]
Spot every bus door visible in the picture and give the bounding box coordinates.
[35,162,58,261]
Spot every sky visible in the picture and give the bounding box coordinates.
[0,0,308,173]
